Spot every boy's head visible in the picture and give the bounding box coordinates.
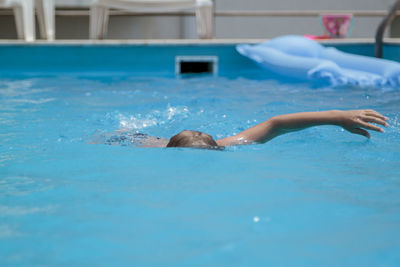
[167,130,219,148]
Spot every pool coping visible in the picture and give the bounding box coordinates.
[0,38,400,46]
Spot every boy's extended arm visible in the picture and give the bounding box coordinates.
[216,109,388,146]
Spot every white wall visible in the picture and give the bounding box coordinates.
[198,0,398,39]
[0,0,398,40]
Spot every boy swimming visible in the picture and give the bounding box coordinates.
[101,109,388,148]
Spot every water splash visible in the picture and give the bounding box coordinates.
[114,104,190,130]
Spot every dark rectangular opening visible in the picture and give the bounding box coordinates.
[175,56,218,76]
[179,61,213,74]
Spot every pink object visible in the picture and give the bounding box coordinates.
[320,14,353,38]
[304,34,331,40]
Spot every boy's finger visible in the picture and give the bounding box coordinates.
[359,121,384,132]
[363,116,389,127]
[365,111,388,121]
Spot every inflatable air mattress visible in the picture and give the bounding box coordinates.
[237,35,400,87]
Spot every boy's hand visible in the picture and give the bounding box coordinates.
[338,109,389,138]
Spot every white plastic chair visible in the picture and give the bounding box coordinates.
[0,0,35,41]
[0,0,54,41]
[90,0,213,39]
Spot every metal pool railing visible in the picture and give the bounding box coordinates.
[375,0,400,58]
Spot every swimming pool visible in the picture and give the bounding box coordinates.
[1,42,400,266]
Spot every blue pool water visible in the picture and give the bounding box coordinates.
[1,73,400,266]
[1,42,400,265]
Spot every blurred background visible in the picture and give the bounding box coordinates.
[0,0,399,40]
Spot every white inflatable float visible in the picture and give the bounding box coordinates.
[237,35,400,87]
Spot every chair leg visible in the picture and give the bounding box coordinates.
[195,0,213,39]
[100,8,110,39]
[35,0,46,39]
[36,0,55,40]
[20,0,36,41]
[90,5,109,39]
[12,6,24,39]
[89,6,99,39]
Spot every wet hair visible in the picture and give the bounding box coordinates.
[167,130,219,148]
